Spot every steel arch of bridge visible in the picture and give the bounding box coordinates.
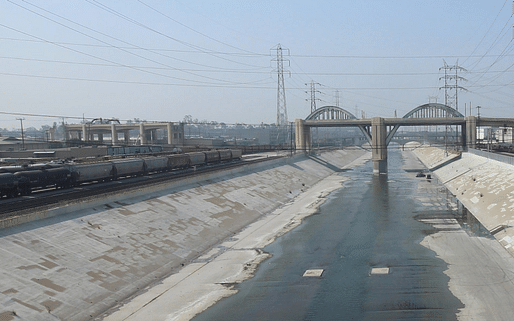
[305,106,357,120]
[402,103,464,119]
[386,103,464,145]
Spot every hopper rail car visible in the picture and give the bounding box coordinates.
[0,149,242,199]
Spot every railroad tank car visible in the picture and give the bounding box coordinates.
[112,159,146,178]
[188,152,206,166]
[204,150,221,163]
[168,154,190,169]
[45,168,72,189]
[0,173,18,198]
[14,167,71,194]
[143,156,169,173]
[218,149,232,161]
[14,170,45,195]
[70,162,115,184]
[230,149,243,159]
[0,163,63,173]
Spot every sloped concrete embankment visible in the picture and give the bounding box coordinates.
[0,149,368,321]
[413,146,514,256]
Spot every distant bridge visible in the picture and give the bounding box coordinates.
[296,103,514,174]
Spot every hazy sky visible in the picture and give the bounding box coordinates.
[1,0,513,129]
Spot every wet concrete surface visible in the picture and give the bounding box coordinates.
[193,149,465,321]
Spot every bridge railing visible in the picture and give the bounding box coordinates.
[467,148,514,166]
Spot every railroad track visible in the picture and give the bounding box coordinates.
[0,155,283,219]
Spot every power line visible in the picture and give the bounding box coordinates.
[5,36,514,60]
[135,0,260,55]
[4,55,514,78]
[8,1,263,85]
[0,71,275,88]
[3,70,510,90]
[0,24,223,86]
[81,0,263,68]
[461,0,511,66]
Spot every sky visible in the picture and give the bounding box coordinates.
[1,0,513,129]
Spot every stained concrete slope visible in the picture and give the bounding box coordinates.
[405,142,461,170]
[413,146,514,257]
[0,149,368,321]
[403,150,514,321]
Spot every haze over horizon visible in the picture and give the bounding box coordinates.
[1,0,513,129]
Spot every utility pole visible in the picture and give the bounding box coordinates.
[335,90,340,107]
[476,105,481,118]
[271,44,289,127]
[16,117,25,149]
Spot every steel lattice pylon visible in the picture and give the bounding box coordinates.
[272,44,289,126]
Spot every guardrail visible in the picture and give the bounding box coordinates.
[467,148,514,166]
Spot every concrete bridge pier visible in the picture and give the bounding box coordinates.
[372,117,387,174]
[295,119,311,152]
[82,124,89,142]
[466,116,477,149]
[139,123,147,145]
[111,124,118,145]
[121,131,129,144]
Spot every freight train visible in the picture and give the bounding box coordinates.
[0,149,242,198]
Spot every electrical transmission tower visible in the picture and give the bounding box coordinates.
[271,44,289,126]
[439,60,466,154]
[306,81,322,113]
[439,60,467,111]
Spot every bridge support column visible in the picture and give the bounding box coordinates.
[82,124,89,142]
[111,124,118,145]
[167,122,173,145]
[124,131,131,144]
[372,117,387,174]
[465,116,477,149]
[139,123,146,145]
[295,119,311,152]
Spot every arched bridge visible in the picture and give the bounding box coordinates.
[296,103,512,174]
[403,103,464,119]
[305,106,357,120]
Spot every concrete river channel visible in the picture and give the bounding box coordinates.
[3,148,514,320]
[192,149,514,321]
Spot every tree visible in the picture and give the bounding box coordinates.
[183,115,193,124]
